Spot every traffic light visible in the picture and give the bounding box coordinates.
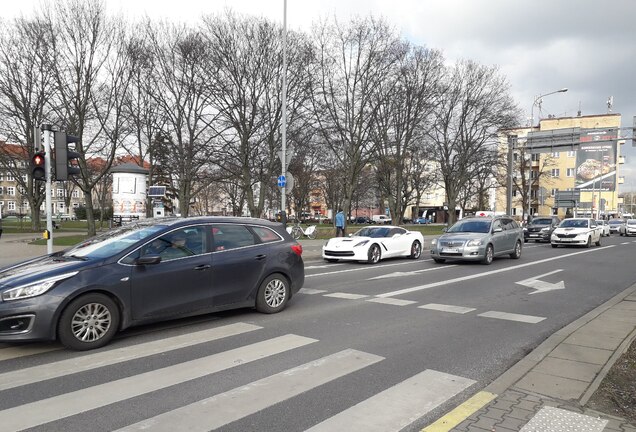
[54,131,81,181]
[31,151,46,181]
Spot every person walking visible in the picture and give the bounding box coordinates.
[335,209,345,237]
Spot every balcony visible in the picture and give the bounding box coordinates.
[619,176,625,184]
[619,156,626,164]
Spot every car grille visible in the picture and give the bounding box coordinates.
[556,233,577,238]
[439,240,465,248]
[527,227,543,233]
[324,250,355,257]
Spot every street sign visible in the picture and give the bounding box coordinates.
[277,175,286,188]
[277,145,294,170]
[284,172,294,194]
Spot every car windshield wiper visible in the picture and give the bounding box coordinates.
[55,254,88,262]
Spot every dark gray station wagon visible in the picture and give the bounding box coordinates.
[0,217,304,350]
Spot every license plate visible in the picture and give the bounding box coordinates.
[442,248,459,253]
[529,234,539,237]
[560,239,573,242]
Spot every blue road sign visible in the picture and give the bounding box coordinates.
[277,175,286,187]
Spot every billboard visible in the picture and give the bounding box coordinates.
[575,128,618,191]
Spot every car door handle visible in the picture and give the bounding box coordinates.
[194,264,211,271]
[255,254,267,260]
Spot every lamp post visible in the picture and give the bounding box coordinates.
[525,87,568,222]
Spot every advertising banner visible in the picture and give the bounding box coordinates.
[575,128,617,191]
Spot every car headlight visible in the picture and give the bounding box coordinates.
[541,227,550,233]
[430,238,437,245]
[354,240,369,247]
[1,271,78,301]
[466,239,483,247]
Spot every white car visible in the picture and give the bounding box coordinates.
[595,220,610,237]
[619,219,636,236]
[551,218,602,248]
[322,225,424,264]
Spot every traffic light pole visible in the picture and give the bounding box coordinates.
[42,124,54,254]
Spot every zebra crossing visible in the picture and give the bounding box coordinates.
[0,321,476,432]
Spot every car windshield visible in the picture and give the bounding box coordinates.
[609,220,623,225]
[63,223,166,259]
[595,220,604,225]
[560,219,589,228]
[628,220,636,226]
[447,220,491,233]
[355,227,391,238]
[532,218,553,225]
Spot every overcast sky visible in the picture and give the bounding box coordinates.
[4,0,636,189]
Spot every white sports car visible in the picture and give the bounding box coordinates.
[322,225,424,264]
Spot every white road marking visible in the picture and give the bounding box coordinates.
[367,298,417,306]
[306,369,476,432]
[478,311,546,323]
[0,322,262,391]
[306,259,434,278]
[0,334,317,431]
[621,242,630,245]
[324,293,369,300]
[378,245,615,298]
[300,288,328,295]
[419,303,476,314]
[367,265,457,280]
[516,269,565,295]
[116,349,383,432]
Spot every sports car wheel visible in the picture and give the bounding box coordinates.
[58,293,120,351]
[324,258,338,263]
[433,258,446,264]
[367,244,381,264]
[481,244,494,265]
[409,241,422,259]
[256,274,289,314]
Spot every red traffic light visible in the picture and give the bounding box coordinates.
[31,151,46,180]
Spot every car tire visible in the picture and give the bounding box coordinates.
[481,244,494,265]
[523,238,528,243]
[409,241,422,259]
[510,241,522,259]
[433,258,446,264]
[586,236,592,248]
[551,244,558,248]
[57,293,120,351]
[595,236,601,246]
[324,258,339,263]
[256,273,290,314]
[367,244,381,264]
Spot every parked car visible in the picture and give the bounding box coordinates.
[550,218,602,248]
[619,219,636,236]
[414,217,431,224]
[608,219,624,234]
[430,215,523,265]
[354,216,371,224]
[0,217,304,350]
[322,225,424,264]
[371,215,392,224]
[523,215,561,243]
[595,220,611,237]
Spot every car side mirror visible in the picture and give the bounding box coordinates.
[137,254,161,265]
[348,233,353,237]
[442,227,448,232]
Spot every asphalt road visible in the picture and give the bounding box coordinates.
[0,235,634,431]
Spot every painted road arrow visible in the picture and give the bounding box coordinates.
[516,269,565,294]
[368,266,457,280]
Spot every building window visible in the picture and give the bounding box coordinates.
[72,190,80,198]
[73,202,80,208]
[6,174,14,182]
[551,169,560,177]
[7,187,15,196]
[58,202,65,212]
[57,189,64,198]
[567,151,576,157]
[566,168,575,177]
[551,188,558,196]
[7,201,15,211]
[531,154,540,162]
[551,152,560,158]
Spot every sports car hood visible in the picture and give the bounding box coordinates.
[325,236,372,247]
[0,254,92,289]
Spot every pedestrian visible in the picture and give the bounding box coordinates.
[335,208,345,237]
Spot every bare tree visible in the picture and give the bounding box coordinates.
[310,16,401,220]
[0,16,55,229]
[370,44,444,223]
[427,60,519,224]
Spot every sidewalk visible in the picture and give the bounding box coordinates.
[0,233,67,268]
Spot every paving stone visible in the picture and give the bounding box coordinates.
[519,406,607,432]
[563,332,622,351]
[515,399,541,412]
[549,343,612,365]
[597,309,636,325]
[490,399,515,412]
[500,390,526,403]
[471,416,499,430]
[521,394,543,403]
[482,407,508,420]
[614,300,636,311]
[621,424,636,432]
[496,415,528,430]
[508,406,536,421]
[516,371,589,401]
[534,356,602,382]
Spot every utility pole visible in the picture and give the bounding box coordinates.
[42,124,54,254]
[280,0,288,227]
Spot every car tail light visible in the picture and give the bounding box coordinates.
[291,243,303,256]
